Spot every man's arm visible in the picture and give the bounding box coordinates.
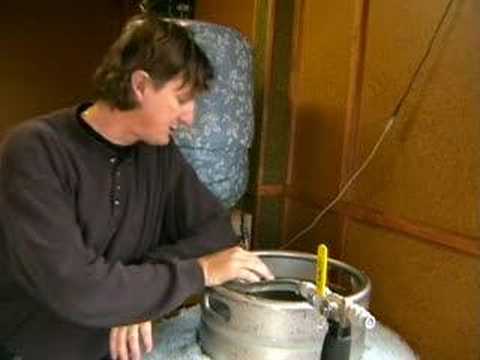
[142,146,273,286]
[0,130,205,329]
[144,146,238,262]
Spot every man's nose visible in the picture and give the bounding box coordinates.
[179,101,195,126]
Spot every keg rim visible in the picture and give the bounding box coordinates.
[210,250,371,307]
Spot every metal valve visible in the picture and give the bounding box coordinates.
[297,281,375,360]
[298,281,376,330]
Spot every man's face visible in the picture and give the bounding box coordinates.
[134,74,196,145]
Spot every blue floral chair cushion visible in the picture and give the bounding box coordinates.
[174,20,254,208]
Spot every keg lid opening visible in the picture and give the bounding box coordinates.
[227,278,309,302]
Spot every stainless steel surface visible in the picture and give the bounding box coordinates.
[297,281,376,330]
[199,250,372,360]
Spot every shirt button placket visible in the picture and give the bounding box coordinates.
[114,170,121,210]
[110,156,122,216]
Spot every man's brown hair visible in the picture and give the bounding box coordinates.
[94,14,213,110]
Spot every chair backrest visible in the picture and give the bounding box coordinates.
[174,20,254,208]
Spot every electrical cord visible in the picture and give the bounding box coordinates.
[281,0,456,250]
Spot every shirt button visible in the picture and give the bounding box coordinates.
[114,200,120,206]
[109,157,117,164]
[116,185,121,190]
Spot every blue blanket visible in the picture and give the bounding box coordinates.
[145,306,417,360]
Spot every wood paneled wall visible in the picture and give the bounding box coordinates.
[282,0,480,358]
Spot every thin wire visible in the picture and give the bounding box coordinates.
[391,0,456,116]
[281,0,456,250]
[281,115,395,249]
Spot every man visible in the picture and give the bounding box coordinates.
[0,14,273,360]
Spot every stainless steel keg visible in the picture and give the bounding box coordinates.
[199,250,371,360]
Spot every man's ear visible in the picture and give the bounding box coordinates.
[131,70,151,103]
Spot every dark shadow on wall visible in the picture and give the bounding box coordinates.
[0,0,127,138]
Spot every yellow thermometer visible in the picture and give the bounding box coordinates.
[316,244,328,297]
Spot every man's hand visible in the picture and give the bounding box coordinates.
[197,246,274,287]
[109,321,153,360]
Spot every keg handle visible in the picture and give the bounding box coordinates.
[203,290,231,323]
